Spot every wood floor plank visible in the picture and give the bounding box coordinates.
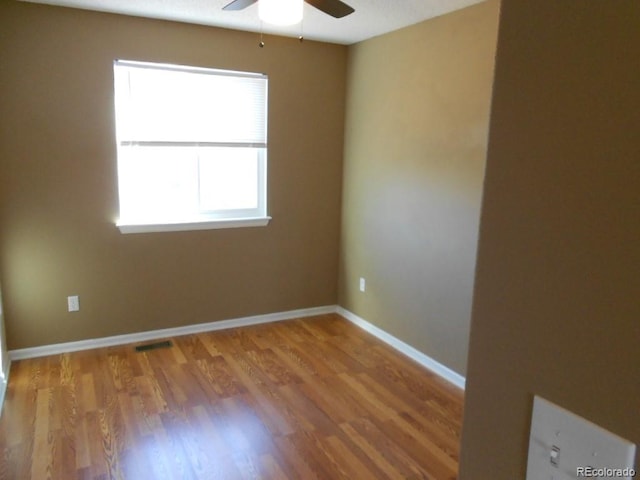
[336,372,398,421]
[31,387,54,480]
[193,356,240,399]
[374,415,458,479]
[258,453,289,480]
[244,348,302,387]
[345,416,433,479]
[220,356,295,437]
[339,421,407,480]
[322,434,380,479]
[271,342,335,379]
[276,384,338,435]
[0,313,464,479]
[357,372,461,456]
[297,374,364,424]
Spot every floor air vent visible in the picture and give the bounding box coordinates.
[135,340,173,352]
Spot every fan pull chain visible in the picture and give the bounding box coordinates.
[259,21,265,48]
[299,13,304,43]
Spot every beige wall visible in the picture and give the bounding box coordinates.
[339,1,499,375]
[460,1,640,477]
[0,1,346,349]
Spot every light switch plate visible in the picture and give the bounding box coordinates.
[526,396,636,479]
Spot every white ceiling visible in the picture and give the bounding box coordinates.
[19,0,485,45]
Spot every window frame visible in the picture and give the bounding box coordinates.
[112,59,271,234]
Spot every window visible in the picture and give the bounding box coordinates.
[113,60,270,233]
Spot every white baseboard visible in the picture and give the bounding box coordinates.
[8,305,336,361]
[0,359,10,418]
[337,307,466,390]
[8,304,465,391]
[0,379,7,416]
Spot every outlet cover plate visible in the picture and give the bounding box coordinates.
[67,295,80,312]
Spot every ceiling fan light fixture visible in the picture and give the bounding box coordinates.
[259,0,303,26]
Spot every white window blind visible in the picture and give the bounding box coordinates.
[113,60,270,233]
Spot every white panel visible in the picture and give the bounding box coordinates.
[526,396,637,480]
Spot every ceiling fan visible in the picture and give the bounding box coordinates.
[222,0,355,19]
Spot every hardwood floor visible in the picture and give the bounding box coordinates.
[0,314,463,479]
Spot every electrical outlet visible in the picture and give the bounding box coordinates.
[359,277,366,292]
[67,295,80,312]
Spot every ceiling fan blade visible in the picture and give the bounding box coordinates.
[305,0,355,18]
[222,0,258,11]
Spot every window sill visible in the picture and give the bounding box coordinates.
[116,216,271,234]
